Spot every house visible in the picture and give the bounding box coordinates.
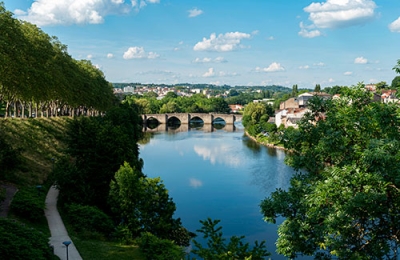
[279,92,331,110]
[381,90,398,103]
[229,104,244,113]
[275,107,310,128]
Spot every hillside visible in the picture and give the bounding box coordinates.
[0,117,70,185]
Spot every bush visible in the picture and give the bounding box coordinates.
[136,232,185,260]
[65,203,114,237]
[10,186,45,221]
[0,218,54,260]
[0,133,21,181]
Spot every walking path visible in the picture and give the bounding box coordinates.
[0,183,18,218]
[45,185,82,260]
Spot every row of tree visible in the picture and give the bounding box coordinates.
[0,3,115,118]
[124,92,231,114]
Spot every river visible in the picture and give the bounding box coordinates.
[139,123,297,259]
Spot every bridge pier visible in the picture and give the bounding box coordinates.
[142,113,242,125]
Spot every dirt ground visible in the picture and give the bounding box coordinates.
[0,183,18,218]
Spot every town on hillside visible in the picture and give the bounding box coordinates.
[113,82,398,129]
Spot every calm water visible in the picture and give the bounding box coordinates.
[139,123,296,259]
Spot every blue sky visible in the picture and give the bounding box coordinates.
[3,0,400,88]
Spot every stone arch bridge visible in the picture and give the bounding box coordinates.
[142,113,242,125]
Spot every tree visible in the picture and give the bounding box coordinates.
[375,81,388,90]
[109,162,192,246]
[261,84,400,259]
[191,218,270,260]
[54,103,143,210]
[292,84,298,97]
[314,84,321,92]
[392,76,400,89]
[393,59,400,74]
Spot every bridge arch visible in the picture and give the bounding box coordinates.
[142,113,242,125]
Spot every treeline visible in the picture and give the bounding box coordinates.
[124,92,231,114]
[0,3,114,118]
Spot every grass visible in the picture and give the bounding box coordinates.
[0,117,70,185]
[1,116,146,260]
[72,237,144,260]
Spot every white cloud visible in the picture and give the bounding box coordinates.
[16,0,159,26]
[107,53,114,58]
[214,56,227,63]
[189,178,203,188]
[123,47,159,59]
[188,8,203,18]
[344,71,353,75]
[256,62,285,72]
[267,36,275,40]
[193,32,251,52]
[314,62,325,66]
[298,22,322,38]
[193,57,227,63]
[203,68,215,77]
[299,65,310,69]
[202,68,237,77]
[194,57,212,63]
[328,78,334,83]
[303,0,377,29]
[389,17,400,33]
[354,56,368,64]
[87,54,93,59]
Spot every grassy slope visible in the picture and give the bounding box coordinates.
[0,117,144,260]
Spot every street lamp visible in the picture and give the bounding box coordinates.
[36,185,42,196]
[62,241,71,260]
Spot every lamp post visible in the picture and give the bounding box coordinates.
[36,185,42,196]
[62,241,71,260]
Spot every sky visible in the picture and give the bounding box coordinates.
[2,0,400,88]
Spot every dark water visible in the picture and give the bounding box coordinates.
[139,123,297,259]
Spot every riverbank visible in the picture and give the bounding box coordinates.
[244,131,286,150]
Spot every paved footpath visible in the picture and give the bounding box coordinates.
[45,185,83,260]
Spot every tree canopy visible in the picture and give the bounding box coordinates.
[261,84,400,259]
[0,3,114,118]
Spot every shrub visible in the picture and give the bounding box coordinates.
[136,232,185,260]
[0,218,54,259]
[65,203,114,237]
[10,186,45,221]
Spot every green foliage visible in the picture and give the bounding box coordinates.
[392,76,400,89]
[191,218,270,260]
[393,59,400,74]
[10,186,45,222]
[0,130,21,180]
[242,102,274,137]
[314,84,321,92]
[0,3,114,117]
[65,203,114,237]
[109,162,193,246]
[261,84,400,258]
[54,103,143,210]
[136,232,185,260]
[0,218,54,260]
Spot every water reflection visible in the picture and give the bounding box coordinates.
[193,144,243,167]
[189,178,203,188]
[139,125,301,260]
[143,123,236,133]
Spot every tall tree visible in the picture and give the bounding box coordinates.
[109,162,192,246]
[314,84,321,92]
[292,84,298,97]
[261,84,400,259]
